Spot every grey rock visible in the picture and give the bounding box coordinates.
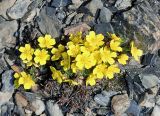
[99,7,112,23]
[155,95,160,106]
[0,0,16,19]
[122,0,160,51]
[111,94,130,116]
[139,93,156,108]
[139,74,160,89]
[51,0,72,7]
[0,20,18,49]
[115,0,132,10]
[96,107,110,115]
[0,50,8,74]
[1,70,14,92]
[0,92,13,107]
[46,100,63,116]
[31,99,45,115]
[151,105,160,116]
[94,23,114,36]
[0,103,14,116]
[37,8,62,38]
[7,0,32,19]
[94,91,117,106]
[86,0,103,16]
[126,100,141,116]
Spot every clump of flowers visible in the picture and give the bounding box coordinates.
[14,31,143,89]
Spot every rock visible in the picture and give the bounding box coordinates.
[122,0,160,51]
[94,91,117,106]
[1,70,14,92]
[155,95,160,106]
[126,100,141,116]
[141,53,158,66]
[99,7,112,23]
[71,0,83,8]
[15,92,28,108]
[51,0,72,7]
[0,50,8,74]
[115,0,132,10]
[22,8,37,22]
[151,105,160,116]
[86,0,103,16]
[111,94,130,116]
[139,93,156,108]
[37,8,62,38]
[139,74,160,89]
[94,23,114,36]
[0,92,13,107]
[64,23,91,35]
[31,99,45,115]
[96,107,110,115]
[0,0,16,19]
[0,20,18,49]
[46,100,63,116]
[7,0,32,19]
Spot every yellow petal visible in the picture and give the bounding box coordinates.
[18,77,24,84]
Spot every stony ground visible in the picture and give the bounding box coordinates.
[0,0,160,116]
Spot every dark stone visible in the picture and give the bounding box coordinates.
[51,0,72,7]
[94,23,114,36]
[126,100,141,116]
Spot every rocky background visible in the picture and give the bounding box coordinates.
[0,0,160,116]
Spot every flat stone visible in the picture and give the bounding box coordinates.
[139,93,156,108]
[126,100,141,116]
[151,105,160,116]
[0,50,8,74]
[1,70,14,92]
[139,74,160,89]
[94,23,114,36]
[0,92,13,107]
[115,0,132,10]
[0,0,16,19]
[31,99,45,115]
[37,8,62,38]
[86,0,103,16]
[51,0,72,7]
[94,91,117,106]
[7,0,32,19]
[46,100,63,116]
[99,7,112,23]
[111,94,130,116]
[0,20,18,49]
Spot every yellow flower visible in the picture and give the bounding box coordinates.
[131,41,143,61]
[75,52,95,70]
[80,43,95,54]
[110,40,122,52]
[93,64,107,79]
[18,72,35,89]
[86,74,97,86]
[34,49,50,65]
[90,51,102,64]
[69,31,83,44]
[67,42,80,57]
[110,34,121,41]
[63,79,79,85]
[86,31,104,48]
[105,65,120,79]
[14,73,19,78]
[19,44,34,61]
[100,47,117,64]
[50,66,64,84]
[71,63,78,73]
[38,34,56,49]
[60,52,70,71]
[51,44,65,61]
[118,54,129,65]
